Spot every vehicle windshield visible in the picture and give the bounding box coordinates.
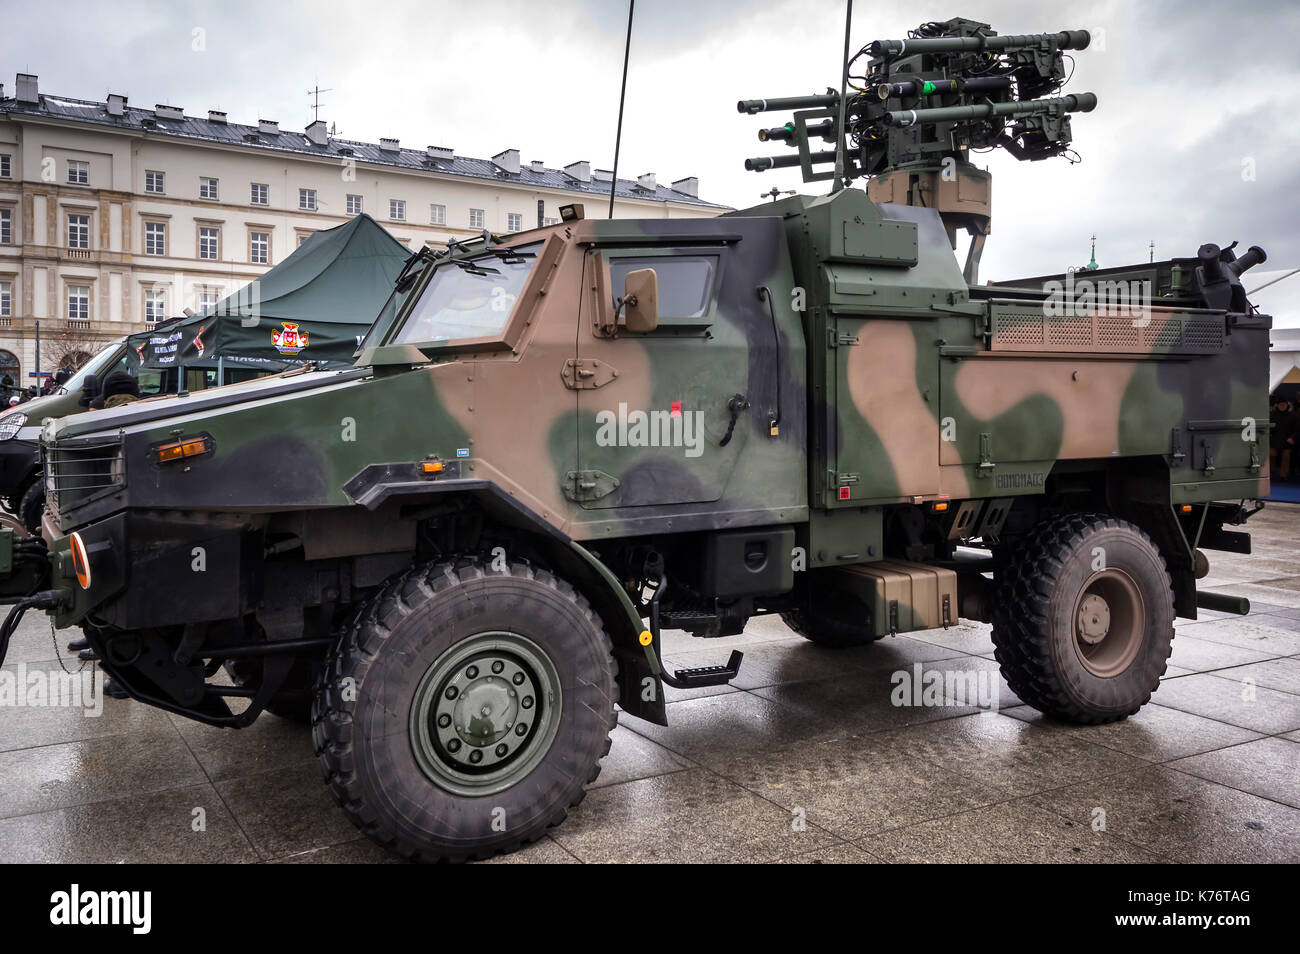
[392,243,540,346]
[59,339,132,394]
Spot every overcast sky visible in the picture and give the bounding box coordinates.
[3,0,1297,280]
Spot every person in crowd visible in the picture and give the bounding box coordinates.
[1271,397,1298,481]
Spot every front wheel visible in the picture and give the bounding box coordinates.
[17,481,44,534]
[313,559,618,862]
[992,513,1174,724]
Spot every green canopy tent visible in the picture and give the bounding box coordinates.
[132,213,410,370]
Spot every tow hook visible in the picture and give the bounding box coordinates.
[0,590,68,668]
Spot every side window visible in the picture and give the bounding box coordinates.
[608,254,718,321]
[135,370,165,397]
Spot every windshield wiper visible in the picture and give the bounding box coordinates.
[485,248,538,265]
[452,260,501,276]
[395,247,438,292]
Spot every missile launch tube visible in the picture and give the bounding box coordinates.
[737,93,839,115]
[883,92,1097,127]
[869,30,1090,57]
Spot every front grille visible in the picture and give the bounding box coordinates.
[43,435,125,511]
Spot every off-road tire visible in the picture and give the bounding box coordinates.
[781,582,884,648]
[992,513,1175,724]
[313,558,618,862]
[17,481,43,535]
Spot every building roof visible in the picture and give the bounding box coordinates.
[0,88,728,209]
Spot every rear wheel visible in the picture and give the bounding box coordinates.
[313,558,617,862]
[781,577,883,647]
[992,513,1174,724]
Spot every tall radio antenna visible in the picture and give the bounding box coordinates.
[610,0,635,218]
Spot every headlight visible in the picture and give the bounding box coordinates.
[0,413,27,441]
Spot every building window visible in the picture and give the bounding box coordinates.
[250,183,269,206]
[0,281,10,317]
[67,284,90,321]
[542,216,559,226]
[144,221,167,256]
[1,154,13,178]
[66,160,89,185]
[469,208,485,229]
[198,226,220,260]
[199,289,219,310]
[66,213,90,249]
[200,177,219,200]
[506,213,522,232]
[430,203,446,225]
[298,233,312,247]
[144,287,167,323]
[299,188,317,211]
[346,194,363,215]
[145,170,165,194]
[389,199,406,221]
[249,230,270,265]
[0,209,10,245]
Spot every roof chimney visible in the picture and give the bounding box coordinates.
[592,168,613,183]
[671,176,699,198]
[207,109,227,124]
[107,94,127,117]
[426,145,453,160]
[637,172,656,191]
[379,137,400,152]
[492,148,520,175]
[155,104,183,121]
[15,73,38,105]
[258,119,279,136]
[305,119,328,146]
[530,160,545,173]
[564,160,591,183]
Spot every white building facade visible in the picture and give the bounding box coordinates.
[0,73,725,384]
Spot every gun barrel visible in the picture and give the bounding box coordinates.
[883,92,1097,127]
[869,29,1090,58]
[745,151,838,172]
[737,93,839,115]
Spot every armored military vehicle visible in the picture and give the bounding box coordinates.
[0,18,1272,861]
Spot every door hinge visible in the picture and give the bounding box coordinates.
[977,432,995,476]
[562,358,618,390]
[563,470,620,502]
[1170,426,1186,465]
[1200,438,1215,476]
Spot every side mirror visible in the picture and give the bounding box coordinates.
[623,268,659,333]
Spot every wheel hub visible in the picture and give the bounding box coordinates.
[1072,569,1146,678]
[437,656,536,768]
[409,632,561,796]
[1076,593,1111,645]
